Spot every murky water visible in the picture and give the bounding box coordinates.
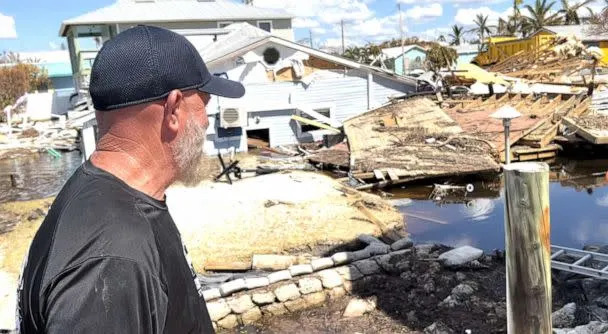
[392,159,608,251]
[0,151,83,203]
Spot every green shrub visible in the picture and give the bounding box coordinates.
[0,63,52,109]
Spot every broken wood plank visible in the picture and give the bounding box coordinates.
[292,115,342,133]
[373,169,386,181]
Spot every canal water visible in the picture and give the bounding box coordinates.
[0,152,606,250]
[0,151,82,202]
[392,158,608,251]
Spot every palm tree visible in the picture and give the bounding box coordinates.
[471,14,493,43]
[448,25,465,46]
[496,16,521,36]
[438,35,447,43]
[559,0,595,24]
[525,0,563,30]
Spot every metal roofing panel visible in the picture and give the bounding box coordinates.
[61,0,292,35]
[543,25,608,42]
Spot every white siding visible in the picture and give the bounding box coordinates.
[204,70,415,152]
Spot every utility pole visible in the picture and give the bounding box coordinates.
[341,19,345,54]
[399,4,405,75]
[309,29,313,48]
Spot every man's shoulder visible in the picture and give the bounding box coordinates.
[41,169,162,282]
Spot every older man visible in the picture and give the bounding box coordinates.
[17,26,244,333]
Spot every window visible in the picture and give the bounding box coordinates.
[257,21,272,33]
[262,47,280,66]
[218,21,234,29]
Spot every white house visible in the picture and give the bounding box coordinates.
[199,23,420,154]
[59,0,294,92]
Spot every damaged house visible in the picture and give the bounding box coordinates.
[199,23,419,154]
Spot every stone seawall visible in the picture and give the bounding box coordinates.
[202,237,419,331]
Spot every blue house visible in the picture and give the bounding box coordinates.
[382,45,427,75]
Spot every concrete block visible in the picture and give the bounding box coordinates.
[438,246,483,267]
[219,278,246,297]
[261,303,288,316]
[335,265,365,281]
[298,277,323,294]
[252,291,276,305]
[332,252,353,265]
[303,291,326,308]
[202,288,221,302]
[207,299,231,321]
[328,287,347,300]
[350,249,372,261]
[241,307,262,325]
[245,277,270,290]
[353,259,382,275]
[274,283,301,302]
[284,298,308,312]
[366,243,390,255]
[252,254,295,271]
[289,264,313,276]
[311,257,334,271]
[267,270,292,284]
[227,295,255,314]
[318,269,343,288]
[343,297,377,318]
[391,237,414,251]
[358,234,384,245]
[217,314,238,329]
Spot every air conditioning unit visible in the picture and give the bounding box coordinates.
[219,108,246,128]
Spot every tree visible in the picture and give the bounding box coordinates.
[425,43,458,73]
[242,0,254,4]
[496,16,520,36]
[525,0,562,30]
[471,14,493,43]
[559,0,595,25]
[448,25,465,46]
[438,35,447,43]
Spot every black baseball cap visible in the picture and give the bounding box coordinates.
[89,25,245,111]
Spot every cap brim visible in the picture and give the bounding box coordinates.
[198,76,245,98]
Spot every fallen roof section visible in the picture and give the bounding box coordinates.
[344,98,500,184]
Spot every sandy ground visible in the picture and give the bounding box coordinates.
[0,198,52,329]
[167,171,403,272]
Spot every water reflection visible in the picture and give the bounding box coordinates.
[393,159,608,251]
[0,151,82,203]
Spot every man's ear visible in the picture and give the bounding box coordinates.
[164,89,183,133]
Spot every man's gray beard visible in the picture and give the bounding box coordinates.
[174,115,207,186]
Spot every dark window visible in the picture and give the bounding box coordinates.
[258,21,272,32]
[263,47,280,65]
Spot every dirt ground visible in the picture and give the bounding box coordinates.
[167,170,404,272]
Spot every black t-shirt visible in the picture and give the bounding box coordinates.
[17,160,214,333]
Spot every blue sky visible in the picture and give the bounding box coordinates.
[0,0,604,52]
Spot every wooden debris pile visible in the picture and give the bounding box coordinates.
[343,98,500,187]
[487,38,594,84]
[443,93,590,162]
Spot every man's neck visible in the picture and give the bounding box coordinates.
[90,150,174,201]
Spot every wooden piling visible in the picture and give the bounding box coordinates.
[503,162,552,334]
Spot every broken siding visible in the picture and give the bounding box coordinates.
[248,110,299,146]
[219,72,414,122]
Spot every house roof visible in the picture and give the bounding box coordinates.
[452,44,479,54]
[381,45,426,59]
[60,0,292,36]
[537,25,608,42]
[200,23,418,86]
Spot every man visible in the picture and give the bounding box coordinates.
[17,26,244,333]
